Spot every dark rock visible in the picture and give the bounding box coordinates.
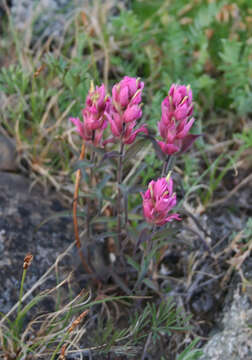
[0,172,74,314]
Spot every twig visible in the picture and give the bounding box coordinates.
[208,172,252,208]
[180,209,212,240]
[141,332,152,360]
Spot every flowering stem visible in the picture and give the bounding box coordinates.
[12,266,27,350]
[117,140,125,251]
[86,149,96,240]
[17,268,27,319]
[73,141,92,275]
[14,253,32,350]
[162,155,174,176]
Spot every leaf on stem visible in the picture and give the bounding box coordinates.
[98,151,121,166]
[180,134,201,153]
[143,134,166,161]
[124,138,148,163]
[136,228,151,249]
[152,227,179,242]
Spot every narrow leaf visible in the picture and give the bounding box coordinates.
[124,138,148,163]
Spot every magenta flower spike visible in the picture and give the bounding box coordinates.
[105,76,148,145]
[141,174,181,226]
[112,76,144,109]
[158,84,198,155]
[70,83,111,147]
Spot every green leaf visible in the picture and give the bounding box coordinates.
[124,138,149,163]
[128,213,143,221]
[126,256,140,271]
[177,338,203,360]
[143,278,159,292]
[219,39,242,64]
[152,227,178,242]
[90,216,117,226]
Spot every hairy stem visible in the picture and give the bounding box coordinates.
[86,149,96,240]
[117,141,125,251]
[162,154,174,177]
[73,141,92,274]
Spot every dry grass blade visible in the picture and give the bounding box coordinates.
[39,99,76,162]
[31,163,61,190]
[40,90,63,129]
[208,172,252,208]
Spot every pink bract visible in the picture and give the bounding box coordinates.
[106,76,147,145]
[70,83,110,147]
[112,76,144,109]
[141,176,181,226]
[158,84,198,155]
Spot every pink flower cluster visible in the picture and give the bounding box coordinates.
[105,77,147,144]
[158,84,196,155]
[70,78,198,226]
[70,83,110,147]
[70,77,147,147]
[141,175,181,226]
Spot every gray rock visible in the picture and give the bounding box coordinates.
[11,0,81,42]
[200,290,252,360]
[10,0,129,44]
[0,134,18,171]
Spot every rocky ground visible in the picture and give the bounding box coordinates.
[0,133,76,315]
[0,0,129,47]
[200,289,252,360]
[0,169,74,314]
[0,131,251,359]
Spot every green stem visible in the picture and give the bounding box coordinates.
[13,267,27,351]
[17,268,27,317]
[50,333,69,360]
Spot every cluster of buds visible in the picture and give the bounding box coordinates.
[141,175,180,226]
[158,84,197,155]
[70,83,110,147]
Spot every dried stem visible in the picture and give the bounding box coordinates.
[73,141,92,274]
